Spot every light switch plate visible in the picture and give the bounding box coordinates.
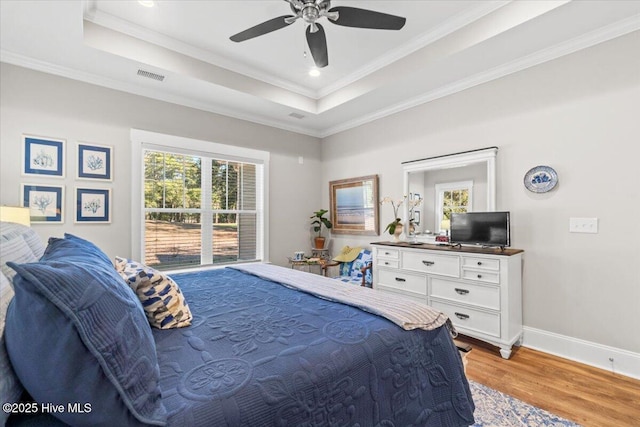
[569,217,598,233]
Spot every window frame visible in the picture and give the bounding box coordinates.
[435,180,473,233]
[131,129,270,268]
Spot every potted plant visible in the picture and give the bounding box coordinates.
[380,196,407,241]
[310,209,332,249]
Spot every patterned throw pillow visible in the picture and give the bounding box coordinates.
[351,250,373,286]
[115,257,192,329]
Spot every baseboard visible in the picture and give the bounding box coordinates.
[522,326,640,380]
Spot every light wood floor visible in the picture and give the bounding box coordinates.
[456,335,640,427]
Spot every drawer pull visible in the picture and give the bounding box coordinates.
[422,260,435,266]
[395,277,406,282]
[384,262,389,265]
[385,252,391,255]
[477,261,482,266]
[455,288,470,295]
[455,312,470,320]
[477,274,482,279]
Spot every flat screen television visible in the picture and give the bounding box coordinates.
[450,211,510,248]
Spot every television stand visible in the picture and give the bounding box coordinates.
[480,244,506,252]
[372,241,523,359]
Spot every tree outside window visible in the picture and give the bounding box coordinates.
[143,150,259,270]
[435,181,473,233]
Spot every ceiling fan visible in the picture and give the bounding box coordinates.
[229,0,406,68]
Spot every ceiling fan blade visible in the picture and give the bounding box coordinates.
[328,7,406,30]
[230,15,295,42]
[306,23,328,68]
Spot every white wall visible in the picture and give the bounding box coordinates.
[2,32,638,375]
[321,32,640,363]
[0,63,322,266]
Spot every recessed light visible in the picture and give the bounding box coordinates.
[309,69,321,77]
[138,1,155,7]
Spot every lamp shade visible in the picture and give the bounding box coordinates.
[440,219,450,231]
[0,206,31,226]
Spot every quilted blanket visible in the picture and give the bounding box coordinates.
[231,263,452,332]
[154,267,475,426]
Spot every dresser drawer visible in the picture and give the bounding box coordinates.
[461,269,499,284]
[377,248,399,259]
[377,259,399,269]
[403,251,460,278]
[462,256,499,271]
[430,278,499,310]
[431,300,500,338]
[378,269,427,297]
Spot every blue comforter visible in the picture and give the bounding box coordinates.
[8,267,475,426]
[156,268,475,426]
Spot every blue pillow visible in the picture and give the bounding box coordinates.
[41,233,112,266]
[5,258,167,426]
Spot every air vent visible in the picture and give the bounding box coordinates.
[137,69,165,82]
[288,112,305,119]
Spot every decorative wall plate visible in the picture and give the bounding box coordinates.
[524,166,558,193]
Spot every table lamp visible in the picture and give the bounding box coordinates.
[0,206,31,226]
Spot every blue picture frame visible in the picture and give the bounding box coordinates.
[23,135,65,177]
[77,143,112,181]
[75,187,111,223]
[21,184,64,223]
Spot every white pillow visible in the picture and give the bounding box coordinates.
[0,235,38,283]
[0,272,23,425]
[0,222,45,259]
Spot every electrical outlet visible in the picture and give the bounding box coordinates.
[569,217,598,233]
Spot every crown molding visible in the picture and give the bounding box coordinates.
[0,50,323,138]
[317,1,510,98]
[83,1,510,102]
[3,13,637,140]
[83,8,320,100]
[320,15,640,138]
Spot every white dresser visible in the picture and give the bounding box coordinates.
[372,242,523,359]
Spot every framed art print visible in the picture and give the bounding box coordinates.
[77,143,112,181]
[329,175,379,235]
[22,135,65,177]
[21,184,64,223]
[75,187,111,223]
[413,211,421,226]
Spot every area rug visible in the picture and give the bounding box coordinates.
[470,380,582,426]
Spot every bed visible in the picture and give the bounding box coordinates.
[0,222,475,426]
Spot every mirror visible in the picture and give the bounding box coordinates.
[402,147,497,238]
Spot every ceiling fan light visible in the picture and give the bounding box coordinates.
[302,5,320,23]
[325,11,339,21]
[309,22,319,33]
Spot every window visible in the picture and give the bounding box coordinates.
[435,181,473,233]
[131,130,269,270]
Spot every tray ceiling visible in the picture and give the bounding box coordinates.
[1,1,639,137]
